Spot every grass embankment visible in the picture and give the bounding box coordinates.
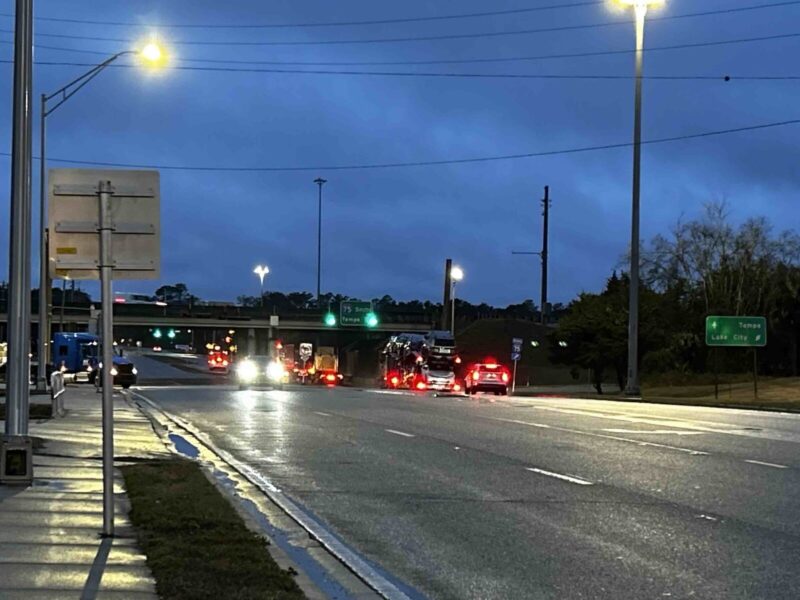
[641,376,800,411]
[121,458,306,600]
[0,403,52,419]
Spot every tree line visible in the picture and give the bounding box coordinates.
[550,203,800,392]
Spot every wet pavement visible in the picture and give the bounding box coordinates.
[137,384,800,600]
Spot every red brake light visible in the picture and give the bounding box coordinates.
[455,356,462,364]
[502,372,509,383]
[485,363,498,369]
[114,298,126,304]
[453,383,462,392]
[222,360,228,367]
[326,373,336,382]
[472,371,480,381]
[416,381,427,390]
[390,376,399,386]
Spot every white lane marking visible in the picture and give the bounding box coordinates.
[526,467,593,486]
[491,417,708,455]
[314,411,332,417]
[602,428,705,435]
[527,404,800,444]
[744,459,788,469]
[385,429,416,438]
[696,514,718,521]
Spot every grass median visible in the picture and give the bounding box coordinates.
[121,458,306,600]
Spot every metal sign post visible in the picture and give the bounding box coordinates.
[49,169,160,537]
[511,338,523,395]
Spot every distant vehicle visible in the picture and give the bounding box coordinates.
[52,332,99,378]
[380,332,461,392]
[174,344,194,353]
[235,355,287,390]
[464,361,510,396]
[92,355,138,390]
[114,292,167,306]
[152,345,163,352]
[208,350,231,373]
[313,346,342,386]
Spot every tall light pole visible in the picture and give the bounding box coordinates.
[314,178,327,307]
[618,0,663,397]
[253,265,270,308]
[35,42,165,390]
[450,266,464,335]
[4,0,34,444]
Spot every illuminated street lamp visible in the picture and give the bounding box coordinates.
[615,0,664,396]
[253,264,270,308]
[36,40,167,391]
[450,266,464,335]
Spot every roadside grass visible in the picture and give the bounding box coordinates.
[121,458,306,600]
[641,376,800,411]
[0,402,52,419]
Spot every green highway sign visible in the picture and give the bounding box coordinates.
[340,301,373,326]
[705,316,767,347]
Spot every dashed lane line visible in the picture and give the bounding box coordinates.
[526,467,594,486]
[385,429,416,438]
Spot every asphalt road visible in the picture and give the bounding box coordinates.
[133,383,800,600]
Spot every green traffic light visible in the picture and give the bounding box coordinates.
[365,312,379,328]
[153,329,162,339]
[167,329,176,339]
[324,312,337,327]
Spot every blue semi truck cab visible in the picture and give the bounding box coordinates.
[52,332,99,380]
[52,332,137,387]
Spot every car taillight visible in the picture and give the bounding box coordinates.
[502,372,509,383]
[326,373,336,382]
[416,381,427,390]
[472,371,480,381]
[390,376,399,386]
[222,360,228,366]
[453,383,461,392]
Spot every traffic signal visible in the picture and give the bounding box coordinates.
[167,329,176,339]
[152,328,162,339]
[324,312,337,327]
[364,312,379,328]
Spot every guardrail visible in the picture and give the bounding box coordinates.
[50,371,66,417]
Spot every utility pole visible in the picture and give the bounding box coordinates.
[512,185,551,325]
[540,186,550,325]
[442,258,452,331]
[314,178,327,307]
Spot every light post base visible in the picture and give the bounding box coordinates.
[624,385,641,397]
[0,435,34,485]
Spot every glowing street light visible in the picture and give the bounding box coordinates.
[450,266,464,335]
[35,38,169,392]
[614,0,664,396]
[253,264,270,308]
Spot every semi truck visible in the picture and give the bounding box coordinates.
[380,331,461,392]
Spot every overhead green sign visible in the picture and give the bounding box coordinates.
[705,316,767,347]
[340,301,373,326]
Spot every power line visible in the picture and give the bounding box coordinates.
[1,118,796,172]
[0,1,604,29]
[2,1,797,47]
[12,31,800,67]
[12,59,800,81]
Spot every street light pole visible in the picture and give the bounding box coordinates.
[36,45,164,390]
[314,178,327,306]
[4,0,34,439]
[621,0,660,397]
[450,266,464,335]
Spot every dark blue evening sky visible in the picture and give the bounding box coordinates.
[1,0,799,306]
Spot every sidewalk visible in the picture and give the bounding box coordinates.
[0,385,169,598]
